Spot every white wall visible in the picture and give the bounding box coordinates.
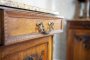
[52,0,75,19]
[52,0,75,60]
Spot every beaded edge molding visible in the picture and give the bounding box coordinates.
[0,0,59,15]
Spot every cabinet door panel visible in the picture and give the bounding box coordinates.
[20,47,36,60]
[67,29,90,60]
[20,43,48,60]
[73,30,90,60]
[3,53,20,60]
[36,43,48,60]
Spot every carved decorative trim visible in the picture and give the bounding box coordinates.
[68,21,90,29]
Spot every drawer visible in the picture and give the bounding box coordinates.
[0,8,62,45]
[4,10,62,36]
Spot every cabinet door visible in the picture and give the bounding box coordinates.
[20,47,36,60]
[67,30,90,60]
[36,43,48,60]
[20,43,48,60]
[2,43,48,60]
[1,36,52,60]
[73,30,90,60]
[73,39,90,60]
[2,53,20,60]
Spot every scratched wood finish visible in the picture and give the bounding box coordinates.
[0,36,53,60]
[67,21,90,60]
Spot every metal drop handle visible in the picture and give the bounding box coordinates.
[36,22,54,34]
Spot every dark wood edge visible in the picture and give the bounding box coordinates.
[67,21,90,29]
[0,9,4,46]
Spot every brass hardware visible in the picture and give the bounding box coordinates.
[48,22,54,31]
[36,22,48,34]
[36,22,54,34]
[36,22,45,33]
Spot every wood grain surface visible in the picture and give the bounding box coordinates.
[67,21,90,60]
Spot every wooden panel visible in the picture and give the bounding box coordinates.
[0,48,2,60]
[67,21,90,29]
[2,9,62,45]
[4,10,61,36]
[21,43,48,60]
[20,46,36,60]
[67,21,90,60]
[48,34,53,60]
[0,6,58,60]
[0,9,4,45]
[36,43,48,60]
[3,53,20,60]
[0,36,53,60]
[4,16,61,36]
[67,30,74,60]
[2,43,48,60]
[73,39,90,60]
[73,30,90,60]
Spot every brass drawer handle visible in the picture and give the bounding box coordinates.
[36,22,54,34]
[36,22,48,34]
[48,22,54,31]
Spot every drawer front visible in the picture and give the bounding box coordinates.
[4,10,62,36]
[5,17,61,36]
[2,10,62,45]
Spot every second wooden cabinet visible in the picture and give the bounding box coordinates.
[67,20,90,60]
